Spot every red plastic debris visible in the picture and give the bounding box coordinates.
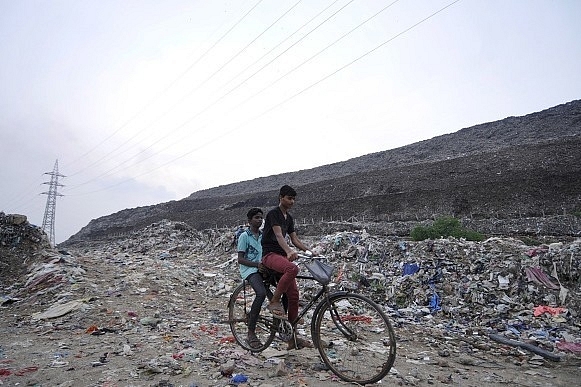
[14,366,39,376]
[0,368,12,377]
[200,325,219,335]
[220,336,236,344]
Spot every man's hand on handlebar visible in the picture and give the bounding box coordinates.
[286,250,299,262]
[288,249,319,261]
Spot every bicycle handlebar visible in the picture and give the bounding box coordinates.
[295,252,326,261]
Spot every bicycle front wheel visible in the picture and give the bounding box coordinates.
[227,282,276,352]
[312,292,396,384]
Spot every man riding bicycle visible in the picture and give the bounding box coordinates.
[261,185,314,349]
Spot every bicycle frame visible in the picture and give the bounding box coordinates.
[290,274,327,326]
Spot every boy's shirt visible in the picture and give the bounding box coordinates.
[237,228,262,279]
[261,206,294,257]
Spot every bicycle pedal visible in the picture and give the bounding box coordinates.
[277,332,292,342]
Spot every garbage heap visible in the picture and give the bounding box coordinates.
[74,220,580,341]
[310,231,580,334]
[0,212,50,288]
[64,220,581,332]
[0,212,46,246]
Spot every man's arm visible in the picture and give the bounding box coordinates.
[272,225,298,260]
[289,232,311,254]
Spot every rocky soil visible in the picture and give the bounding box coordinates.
[2,218,581,386]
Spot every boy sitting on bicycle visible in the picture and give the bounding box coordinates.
[261,185,314,349]
[237,207,267,349]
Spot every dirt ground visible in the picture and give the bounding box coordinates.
[1,243,581,387]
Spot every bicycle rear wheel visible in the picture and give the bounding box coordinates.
[227,282,276,352]
[312,292,396,384]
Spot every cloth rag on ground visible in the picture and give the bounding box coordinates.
[533,305,566,317]
[525,267,560,290]
[556,341,581,354]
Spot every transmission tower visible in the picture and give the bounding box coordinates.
[41,159,65,246]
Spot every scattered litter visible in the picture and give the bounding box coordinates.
[1,217,580,385]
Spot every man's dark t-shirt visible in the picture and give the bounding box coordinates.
[261,206,295,257]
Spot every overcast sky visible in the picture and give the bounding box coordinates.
[1,0,580,244]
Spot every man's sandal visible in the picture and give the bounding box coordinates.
[246,334,262,349]
[267,303,287,320]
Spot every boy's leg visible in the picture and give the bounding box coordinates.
[246,272,267,333]
[246,272,267,348]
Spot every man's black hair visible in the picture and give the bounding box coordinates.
[279,185,297,197]
[246,207,263,219]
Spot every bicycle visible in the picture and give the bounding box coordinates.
[226,254,397,385]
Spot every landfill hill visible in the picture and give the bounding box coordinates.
[62,99,581,244]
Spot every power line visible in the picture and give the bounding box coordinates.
[258,0,464,113]
[218,0,401,118]
[78,0,302,181]
[135,0,395,147]
[217,0,345,94]
[64,0,266,178]
[2,178,43,210]
[65,0,462,197]
[65,0,354,191]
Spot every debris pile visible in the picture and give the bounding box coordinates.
[311,231,581,360]
[1,219,580,386]
[317,232,581,320]
[0,212,46,246]
[0,212,50,289]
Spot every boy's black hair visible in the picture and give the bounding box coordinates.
[279,185,297,197]
[246,207,263,219]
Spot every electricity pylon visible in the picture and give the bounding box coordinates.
[41,159,65,246]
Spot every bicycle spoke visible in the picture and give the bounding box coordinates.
[313,293,396,384]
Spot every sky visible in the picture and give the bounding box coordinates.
[1,0,580,244]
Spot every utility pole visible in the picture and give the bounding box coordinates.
[41,159,65,246]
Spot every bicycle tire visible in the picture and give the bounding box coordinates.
[311,292,396,384]
[227,282,276,352]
